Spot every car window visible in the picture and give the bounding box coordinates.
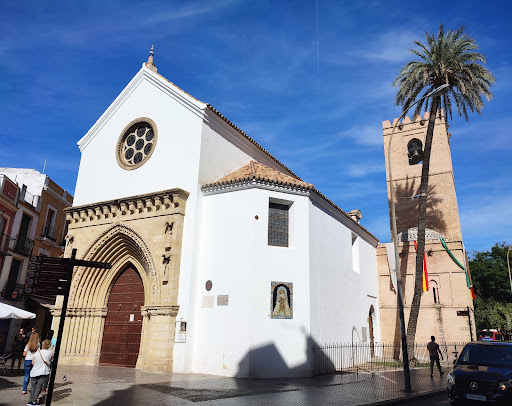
[459,345,512,366]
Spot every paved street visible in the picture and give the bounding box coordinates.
[399,393,450,405]
[0,365,446,406]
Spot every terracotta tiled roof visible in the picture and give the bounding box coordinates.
[203,161,313,189]
[149,66,377,242]
[202,161,378,243]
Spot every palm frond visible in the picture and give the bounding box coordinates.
[393,24,495,122]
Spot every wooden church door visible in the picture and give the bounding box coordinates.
[100,267,144,367]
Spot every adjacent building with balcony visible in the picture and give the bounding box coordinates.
[0,168,73,352]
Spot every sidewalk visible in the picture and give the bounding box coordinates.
[0,365,447,405]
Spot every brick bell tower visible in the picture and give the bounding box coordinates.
[377,112,475,345]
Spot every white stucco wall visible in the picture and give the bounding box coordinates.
[193,187,311,378]
[308,197,380,348]
[73,69,205,206]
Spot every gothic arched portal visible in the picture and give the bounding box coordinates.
[100,266,144,367]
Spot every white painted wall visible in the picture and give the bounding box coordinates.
[309,197,380,350]
[193,187,311,378]
[0,168,47,198]
[74,71,205,206]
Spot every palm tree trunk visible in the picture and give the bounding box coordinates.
[406,96,440,359]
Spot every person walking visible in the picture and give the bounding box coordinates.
[427,335,444,377]
[28,339,53,406]
[22,332,39,395]
[10,328,26,373]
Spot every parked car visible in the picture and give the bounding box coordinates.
[479,329,504,342]
[447,342,512,405]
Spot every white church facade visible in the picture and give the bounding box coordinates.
[56,53,381,378]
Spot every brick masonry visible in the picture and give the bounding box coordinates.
[379,113,475,344]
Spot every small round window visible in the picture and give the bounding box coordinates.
[116,118,157,170]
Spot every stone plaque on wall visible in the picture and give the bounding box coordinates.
[217,295,229,306]
[270,281,293,319]
[202,295,214,308]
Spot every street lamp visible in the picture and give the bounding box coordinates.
[387,84,450,393]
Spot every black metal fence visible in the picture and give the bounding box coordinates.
[312,341,468,375]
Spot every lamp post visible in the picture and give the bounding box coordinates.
[387,84,450,393]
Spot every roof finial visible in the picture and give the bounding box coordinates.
[146,44,157,73]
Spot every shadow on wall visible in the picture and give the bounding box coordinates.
[352,326,361,343]
[390,177,447,236]
[235,336,334,379]
[392,242,411,355]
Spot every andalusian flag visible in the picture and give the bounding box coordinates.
[414,240,429,292]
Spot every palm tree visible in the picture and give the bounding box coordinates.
[393,24,495,355]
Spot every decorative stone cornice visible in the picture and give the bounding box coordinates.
[141,305,179,317]
[65,189,188,226]
[51,307,108,318]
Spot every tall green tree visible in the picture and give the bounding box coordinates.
[469,243,512,331]
[393,25,495,354]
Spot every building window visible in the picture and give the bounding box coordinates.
[431,280,440,304]
[352,232,360,273]
[4,258,22,299]
[43,206,57,241]
[268,202,289,247]
[116,118,158,170]
[407,138,424,165]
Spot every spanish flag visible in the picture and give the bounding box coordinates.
[414,240,429,292]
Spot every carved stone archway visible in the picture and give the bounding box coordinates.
[54,189,188,372]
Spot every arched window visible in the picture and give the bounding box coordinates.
[407,138,424,165]
[430,280,440,304]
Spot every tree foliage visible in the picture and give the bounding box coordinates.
[470,243,512,302]
[393,24,495,121]
[469,243,512,330]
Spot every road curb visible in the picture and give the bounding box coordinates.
[367,388,446,406]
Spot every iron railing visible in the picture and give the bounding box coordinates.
[1,283,24,301]
[312,341,468,375]
[0,232,15,254]
[42,226,59,242]
[13,235,34,256]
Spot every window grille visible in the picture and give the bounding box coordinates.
[268,203,289,247]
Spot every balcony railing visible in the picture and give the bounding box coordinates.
[42,226,59,242]
[1,283,24,301]
[13,235,34,256]
[0,232,15,254]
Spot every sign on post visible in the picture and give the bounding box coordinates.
[26,252,111,406]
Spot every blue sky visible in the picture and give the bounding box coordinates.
[1,0,510,255]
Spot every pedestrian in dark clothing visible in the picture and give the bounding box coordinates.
[10,328,26,372]
[25,326,40,340]
[427,335,444,377]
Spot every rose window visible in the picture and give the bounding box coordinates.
[116,119,157,170]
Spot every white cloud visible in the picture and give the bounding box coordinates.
[353,30,421,64]
[346,162,384,177]
[338,125,383,147]
[460,195,512,250]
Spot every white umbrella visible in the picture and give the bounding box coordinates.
[0,302,36,319]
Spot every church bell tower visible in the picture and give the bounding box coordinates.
[377,112,475,345]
